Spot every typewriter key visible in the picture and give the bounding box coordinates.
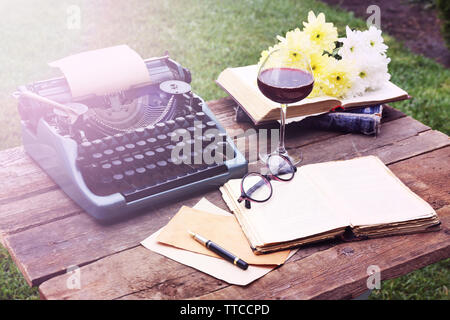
[92,139,106,151]
[195,123,206,131]
[136,140,147,148]
[145,125,156,137]
[146,137,157,147]
[111,159,123,172]
[206,121,216,129]
[114,133,128,145]
[195,112,206,121]
[165,144,176,157]
[175,128,188,137]
[80,141,94,154]
[103,149,114,158]
[165,120,176,130]
[92,152,103,162]
[115,146,126,156]
[125,131,138,142]
[156,122,167,134]
[135,127,145,138]
[144,163,158,185]
[175,117,187,127]
[185,114,195,124]
[156,134,169,145]
[166,131,177,142]
[155,147,166,158]
[144,150,155,162]
[123,156,135,168]
[133,154,145,166]
[113,173,129,192]
[124,169,136,184]
[125,143,136,151]
[134,167,147,188]
[187,126,196,135]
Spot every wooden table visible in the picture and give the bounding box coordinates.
[0,97,449,300]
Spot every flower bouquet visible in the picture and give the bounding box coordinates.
[259,11,391,99]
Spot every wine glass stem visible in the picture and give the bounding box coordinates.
[277,104,287,155]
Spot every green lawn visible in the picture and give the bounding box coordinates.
[0,0,448,300]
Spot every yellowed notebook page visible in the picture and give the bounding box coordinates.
[223,173,349,247]
[302,156,435,227]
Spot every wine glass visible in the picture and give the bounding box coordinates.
[257,47,314,165]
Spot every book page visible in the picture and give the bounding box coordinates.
[229,65,340,110]
[302,156,435,227]
[218,65,340,123]
[223,173,349,246]
[217,65,408,123]
[341,81,408,108]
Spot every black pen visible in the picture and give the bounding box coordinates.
[188,231,249,270]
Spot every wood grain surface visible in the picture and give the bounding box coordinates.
[0,97,448,299]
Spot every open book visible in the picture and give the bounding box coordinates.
[220,156,440,254]
[216,65,409,125]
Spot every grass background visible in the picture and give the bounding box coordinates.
[0,0,448,299]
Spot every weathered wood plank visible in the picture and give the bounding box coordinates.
[0,147,56,204]
[0,189,82,246]
[39,245,230,300]
[235,114,426,162]
[196,206,450,300]
[38,147,450,300]
[3,188,227,286]
[2,115,435,287]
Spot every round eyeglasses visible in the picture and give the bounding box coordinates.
[237,154,297,209]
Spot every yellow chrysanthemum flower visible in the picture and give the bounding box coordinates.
[307,77,325,98]
[302,11,338,52]
[320,59,357,98]
[258,43,282,66]
[309,51,332,77]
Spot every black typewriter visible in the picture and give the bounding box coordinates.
[14,53,247,221]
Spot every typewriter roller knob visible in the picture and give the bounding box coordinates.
[159,80,191,95]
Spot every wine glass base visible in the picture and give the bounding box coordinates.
[259,149,303,166]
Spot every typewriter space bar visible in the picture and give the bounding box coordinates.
[122,164,229,203]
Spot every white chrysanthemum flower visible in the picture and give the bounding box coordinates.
[338,26,371,60]
[363,26,388,54]
[343,51,391,98]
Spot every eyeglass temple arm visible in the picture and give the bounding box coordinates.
[237,196,252,209]
[244,177,270,198]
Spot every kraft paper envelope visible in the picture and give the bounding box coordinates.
[141,198,297,286]
[156,206,289,265]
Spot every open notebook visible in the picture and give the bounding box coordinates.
[216,65,409,124]
[220,156,440,254]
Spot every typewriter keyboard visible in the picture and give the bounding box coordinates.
[76,110,236,202]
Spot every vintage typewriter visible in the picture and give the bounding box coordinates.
[14,48,247,221]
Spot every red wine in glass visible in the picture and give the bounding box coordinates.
[257,67,314,104]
